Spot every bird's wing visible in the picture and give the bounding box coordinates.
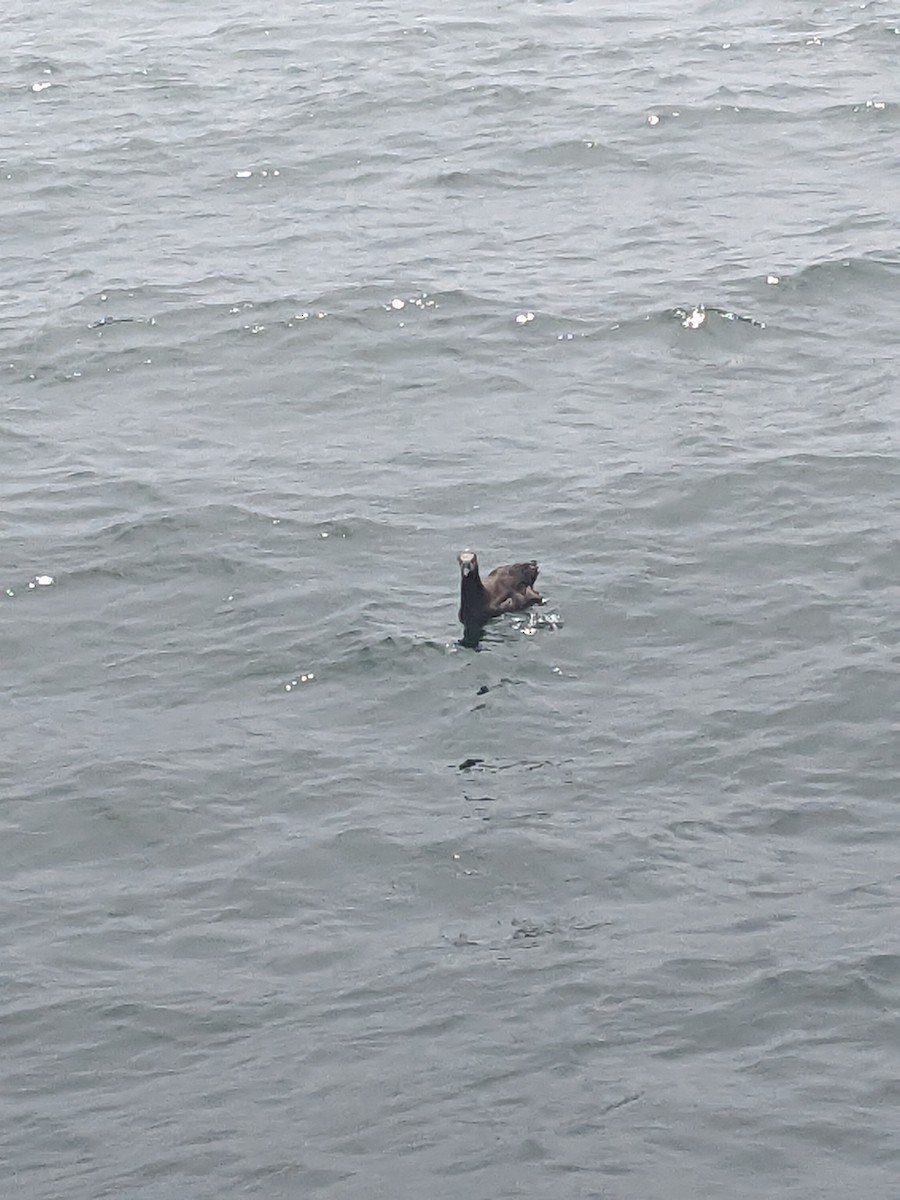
[485,560,539,591]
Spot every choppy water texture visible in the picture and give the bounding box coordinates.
[3,1,900,1196]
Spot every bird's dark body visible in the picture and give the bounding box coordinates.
[457,551,544,627]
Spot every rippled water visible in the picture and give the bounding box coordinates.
[3,1,900,1196]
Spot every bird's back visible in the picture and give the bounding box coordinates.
[485,560,539,591]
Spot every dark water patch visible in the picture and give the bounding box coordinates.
[425,165,533,192]
[454,757,557,775]
[520,136,644,171]
[785,253,900,299]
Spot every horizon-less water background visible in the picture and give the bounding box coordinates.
[3,1,900,1197]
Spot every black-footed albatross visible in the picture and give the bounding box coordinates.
[457,549,544,627]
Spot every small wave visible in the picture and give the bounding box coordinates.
[673,304,766,332]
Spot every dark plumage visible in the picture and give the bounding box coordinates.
[457,549,544,627]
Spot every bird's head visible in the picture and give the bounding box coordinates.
[458,550,478,578]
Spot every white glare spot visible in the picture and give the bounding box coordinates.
[6,588,15,597]
[31,81,52,92]
[682,307,706,330]
[515,311,535,324]
[272,518,280,524]
[236,170,252,178]
[34,574,54,586]
[767,275,780,285]
[722,42,732,48]
[647,113,660,126]
[321,531,329,538]
[390,298,405,310]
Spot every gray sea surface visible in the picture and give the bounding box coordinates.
[3,1,900,1196]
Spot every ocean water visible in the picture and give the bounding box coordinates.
[2,1,900,1197]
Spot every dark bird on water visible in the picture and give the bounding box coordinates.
[457,549,544,628]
